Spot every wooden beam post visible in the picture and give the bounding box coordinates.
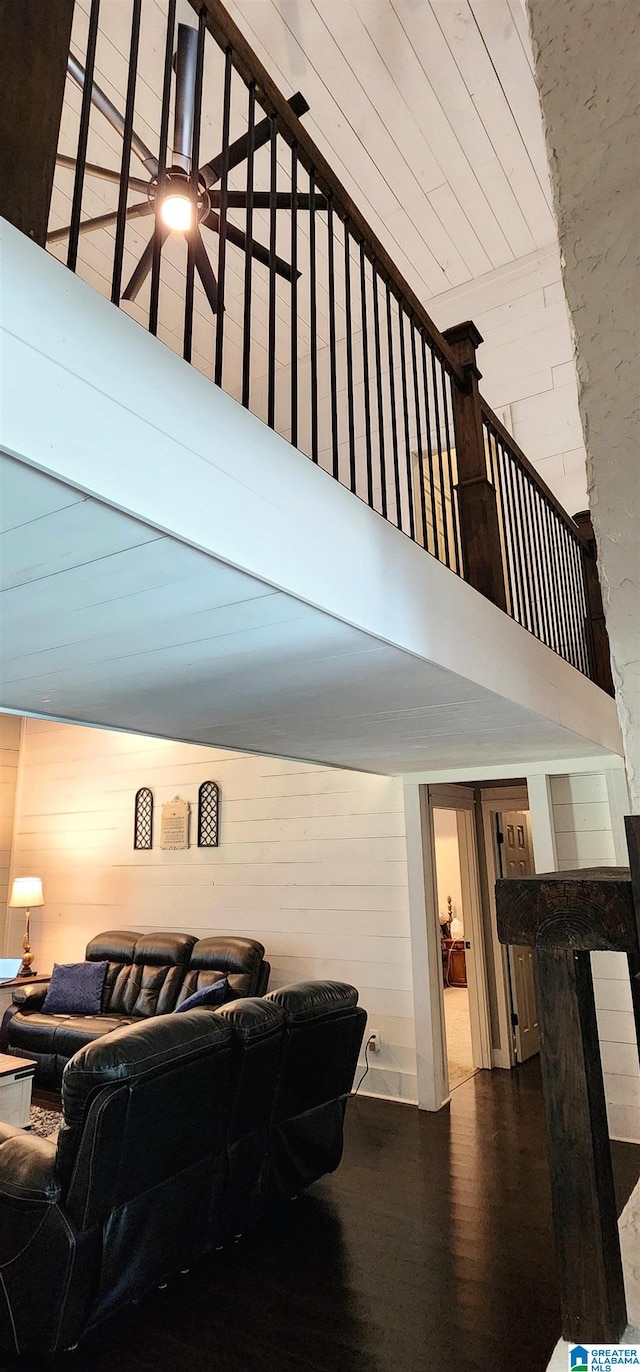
[573,509,615,696]
[0,0,74,246]
[496,866,636,1343]
[442,322,507,611]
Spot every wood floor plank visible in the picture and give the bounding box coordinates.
[7,1059,640,1372]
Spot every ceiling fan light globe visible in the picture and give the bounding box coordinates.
[161,192,193,232]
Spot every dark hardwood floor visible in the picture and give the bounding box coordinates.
[10,1060,640,1372]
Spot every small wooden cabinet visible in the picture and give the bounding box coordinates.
[442,938,467,988]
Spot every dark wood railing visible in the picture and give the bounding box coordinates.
[496,816,640,1345]
[1,0,614,693]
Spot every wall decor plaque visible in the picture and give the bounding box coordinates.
[160,797,190,850]
[197,781,219,848]
[133,788,153,850]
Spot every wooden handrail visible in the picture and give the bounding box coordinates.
[188,0,465,387]
[480,398,586,543]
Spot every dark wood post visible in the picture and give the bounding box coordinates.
[573,509,615,696]
[442,321,507,611]
[496,866,637,1343]
[0,0,74,246]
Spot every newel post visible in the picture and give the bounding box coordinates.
[573,509,615,695]
[0,0,74,246]
[442,321,507,611]
[496,866,638,1343]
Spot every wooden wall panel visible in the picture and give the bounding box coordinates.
[11,718,417,1103]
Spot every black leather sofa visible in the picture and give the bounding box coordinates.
[1,930,270,1088]
[0,981,366,1358]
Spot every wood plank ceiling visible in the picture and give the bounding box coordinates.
[47,0,555,390]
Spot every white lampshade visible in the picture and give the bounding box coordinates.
[9,877,44,909]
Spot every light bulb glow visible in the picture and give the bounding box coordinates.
[161,192,194,231]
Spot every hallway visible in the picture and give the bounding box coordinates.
[21,1061,639,1372]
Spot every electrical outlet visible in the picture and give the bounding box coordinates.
[368,1030,380,1053]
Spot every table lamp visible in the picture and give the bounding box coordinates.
[9,877,43,977]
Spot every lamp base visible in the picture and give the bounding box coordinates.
[17,955,35,978]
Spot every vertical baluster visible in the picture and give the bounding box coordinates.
[327,198,339,478]
[558,523,581,669]
[241,82,256,406]
[308,167,318,461]
[214,45,232,388]
[430,351,451,569]
[112,0,141,306]
[398,305,415,542]
[440,362,462,574]
[267,115,277,430]
[532,488,554,649]
[499,439,524,628]
[385,284,402,529]
[543,502,564,656]
[528,482,551,645]
[343,220,356,493]
[149,0,176,338]
[488,432,511,615]
[500,439,526,627]
[568,530,589,672]
[67,0,101,272]
[359,243,374,508]
[183,10,206,365]
[512,459,535,634]
[419,335,439,559]
[372,266,387,518]
[290,143,298,447]
[410,324,428,551]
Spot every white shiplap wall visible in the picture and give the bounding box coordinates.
[551,771,640,1143]
[10,718,417,1103]
[429,245,589,514]
[0,715,22,944]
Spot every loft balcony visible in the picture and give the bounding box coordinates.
[0,0,619,771]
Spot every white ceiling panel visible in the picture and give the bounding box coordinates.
[0,457,612,774]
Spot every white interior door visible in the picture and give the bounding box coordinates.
[429,786,492,1074]
[500,811,540,1062]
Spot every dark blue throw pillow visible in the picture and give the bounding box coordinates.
[175,977,230,1013]
[42,961,108,1016]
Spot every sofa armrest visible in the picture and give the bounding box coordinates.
[12,981,49,1009]
[0,1133,60,1204]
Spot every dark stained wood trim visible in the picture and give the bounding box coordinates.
[187,0,464,384]
[573,509,616,695]
[480,397,586,539]
[534,947,627,1342]
[443,322,508,610]
[496,867,635,952]
[0,0,74,246]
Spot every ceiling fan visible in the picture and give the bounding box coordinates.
[49,23,326,316]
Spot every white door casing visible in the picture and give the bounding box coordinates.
[500,811,540,1062]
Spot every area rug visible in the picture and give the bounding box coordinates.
[28,1105,62,1140]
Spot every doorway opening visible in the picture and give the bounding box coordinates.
[433,807,476,1090]
[413,779,541,1109]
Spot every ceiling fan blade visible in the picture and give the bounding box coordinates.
[173,25,199,175]
[200,91,310,188]
[47,200,151,245]
[56,153,149,193]
[122,225,171,301]
[192,231,219,315]
[67,52,158,177]
[204,209,299,283]
[208,191,328,212]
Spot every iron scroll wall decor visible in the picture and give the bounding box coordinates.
[133,787,153,849]
[198,781,219,847]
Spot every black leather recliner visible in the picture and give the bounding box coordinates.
[0,980,366,1357]
[0,1009,232,1358]
[1,930,270,1088]
[264,980,367,1199]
